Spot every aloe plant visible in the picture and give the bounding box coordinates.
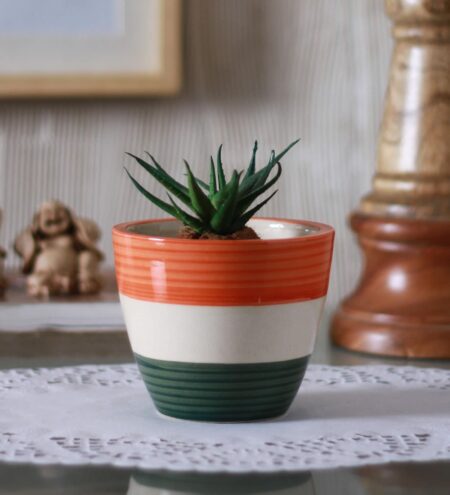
[125,139,299,236]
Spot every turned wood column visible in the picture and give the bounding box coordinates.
[332,0,450,358]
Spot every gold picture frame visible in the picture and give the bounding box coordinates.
[0,0,181,98]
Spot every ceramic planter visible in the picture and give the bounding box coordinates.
[113,218,334,422]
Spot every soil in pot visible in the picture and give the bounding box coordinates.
[178,226,259,240]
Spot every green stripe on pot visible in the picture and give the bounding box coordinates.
[135,354,310,422]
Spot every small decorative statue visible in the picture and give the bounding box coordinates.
[0,210,6,295]
[14,200,104,297]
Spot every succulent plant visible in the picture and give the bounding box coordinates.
[125,139,299,237]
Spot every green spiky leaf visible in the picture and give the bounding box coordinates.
[230,190,278,232]
[124,168,178,218]
[210,175,238,209]
[216,145,226,190]
[239,158,274,196]
[185,160,215,220]
[185,174,209,191]
[272,138,300,164]
[239,139,299,196]
[237,162,282,214]
[210,171,241,232]
[166,194,203,232]
[126,153,190,206]
[243,140,258,180]
[209,157,217,197]
[254,150,276,188]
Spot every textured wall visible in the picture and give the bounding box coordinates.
[0,0,392,309]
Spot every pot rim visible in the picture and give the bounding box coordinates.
[112,216,334,245]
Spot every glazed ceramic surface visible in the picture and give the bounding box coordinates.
[113,218,334,421]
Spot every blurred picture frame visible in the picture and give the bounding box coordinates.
[0,0,181,98]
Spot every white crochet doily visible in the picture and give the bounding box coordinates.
[0,363,449,472]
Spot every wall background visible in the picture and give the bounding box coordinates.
[0,0,392,309]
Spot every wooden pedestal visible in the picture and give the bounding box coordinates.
[332,213,450,358]
[332,0,450,358]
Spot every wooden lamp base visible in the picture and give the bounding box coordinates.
[331,213,450,358]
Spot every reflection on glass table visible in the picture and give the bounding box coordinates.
[0,462,449,495]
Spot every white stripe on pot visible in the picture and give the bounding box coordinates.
[120,294,325,364]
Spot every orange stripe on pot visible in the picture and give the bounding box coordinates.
[112,218,334,306]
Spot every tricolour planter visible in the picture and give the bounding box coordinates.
[113,218,334,421]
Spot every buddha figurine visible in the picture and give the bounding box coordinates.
[14,200,104,297]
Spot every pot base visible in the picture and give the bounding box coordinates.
[135,354,309,422]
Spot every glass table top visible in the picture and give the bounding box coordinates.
[0,315,448,495]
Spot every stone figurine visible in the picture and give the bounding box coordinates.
[14,200,104,297]
[0,210,6,295]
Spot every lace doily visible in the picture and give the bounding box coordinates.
[0,363,449,472]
